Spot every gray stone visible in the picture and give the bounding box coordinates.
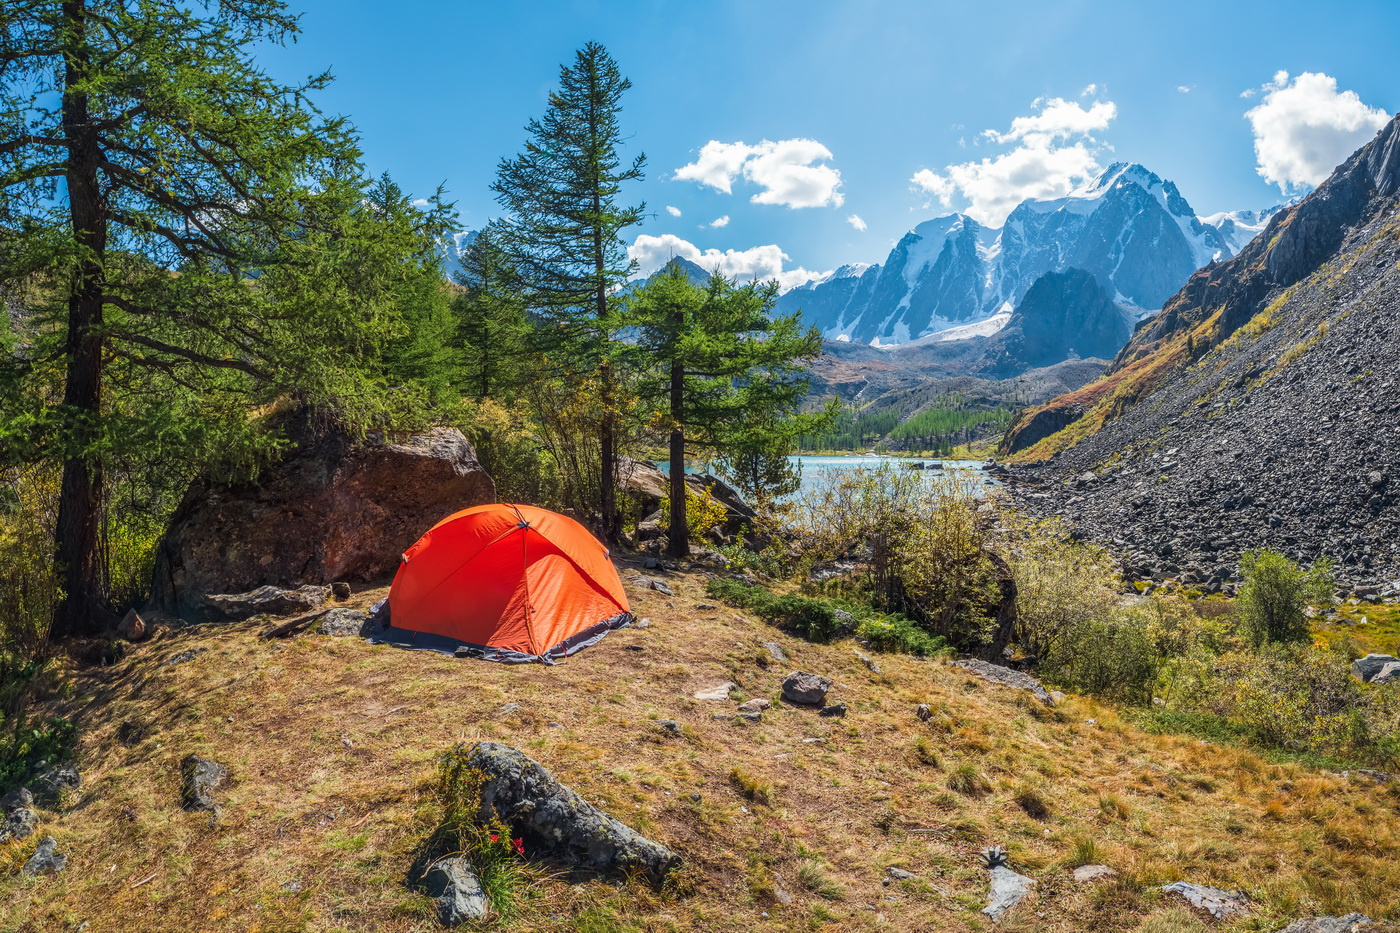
[763,642,788,663]
[161,647,204,667]
[984,865,1034,921]
[693,682,738,701]
[498,703,521,716]
[180,755,229,812]
[318,607,371,637]
[953,659,1055,705]
[854,650,881,673]
[1352,654,1400,683]
[633,575,675,597]
[1275,915,1372,933]
[885,867,918,881]
[1162,881,1252,920]
[737,710,762,723]
[915,704,932,721]
[819,702,847,718]
[34,766,81,801]
[330,582,352,600]
[0,787,33,813]
[782,671,832,706]
[423,856,490,924]
[1072,864,1116,884]
[1375,661,1400,684]
[656,720,682,736]
[0,807,38,842]
[738,698,771,713]
[206,584,330,622]
[464,742,680,880]
[21,836,66,876]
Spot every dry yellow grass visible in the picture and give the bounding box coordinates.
[1,558,1398,932]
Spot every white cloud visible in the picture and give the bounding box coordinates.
[1177,85,1194,94]
[1081,83,1099,97]
[846,214,867,231]
[628,233,827,291]
[1244,70,1390,192]
[910,95,1115,226]
[665,205,682,217]
[673,138,844,208]
[708,215,730,228]
[411,198,431,208]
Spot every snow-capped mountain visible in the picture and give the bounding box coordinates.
[1198,205,1287,257]
[776,163,1272,345]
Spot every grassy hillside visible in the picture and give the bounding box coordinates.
[2,561,1399,932]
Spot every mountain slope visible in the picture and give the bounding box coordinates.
[777,164,1251,344]
[977,268,1130,378]
[999,113,1400,590]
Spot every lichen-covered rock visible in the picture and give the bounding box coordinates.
[952,659,1054,705]
[21,836,66,875]
[318,607,371,637]
[1162,881,1252,920]
[1073,864,1117,884]
[180,755,229,812]
[782,671,831,706]
[1275,916,1372,933]
[0,807,38,842]
[0,787,33,813]
[984,865,1034,921]
[34,766,81,801]
[150,424,495,620]
[423,856,490,925]
[204,585,329,622]
[464,742,680,881]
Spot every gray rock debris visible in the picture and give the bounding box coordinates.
[952,659,1055,705]
[1162,881,1252,920]
[854,650,881,673]
[782,671,832,706]
[1275,915,1371,933]
[34,766,81,801]
[1072,864,1116,883]
[423,856,490,924]
[21,836,66,875]
[763,642,789,663]
[738,698,770,713]
[318,607,371,637]
[0,787,34,813]
[204,584,330,622]
[885,867,917,882]
[693,682,738,701]
[180,755,229,812]
[464,742,680,881]
[631,575,675,597]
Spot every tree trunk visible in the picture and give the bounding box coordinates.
[52,0,109,640]
[666,354,688,559]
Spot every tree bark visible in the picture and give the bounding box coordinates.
[666,351,688,559]
[53,0,109,639]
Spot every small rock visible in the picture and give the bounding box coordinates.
[1072,865,1117,884]
[34,766,81,801]
[624,644,646,652]
[782,671,832,706]
[118,608,147,642]
[21,836,66,876]
[695,603,717,610]
[854,650,881,673]
[0,807,39,842]
[738,698,770,713]
[773,872,794,905]
[656,720,682,736]
[633,575,674,597]
[498,703,520,716]
[802,737,826,744]
[984,865,1035,921]
[330,582,353,600]
[886,867,918,881]
[763,642,788,663]
[818,702,847,718]
[737,710,762,723]
[693,682,738,701]
[915,704,932,721]
[1050,690,1066,704]
[161,648,205,667]
[1162,881,1252,920]
[953,659,1055,705]
[180,755,229,812]
[1275,915,1372,933]
[318,607,370,637]
[634,618,653,629]
[0,787,34,813]
[423,856,490,924]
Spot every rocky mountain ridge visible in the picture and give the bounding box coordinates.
[997,113,1400,593]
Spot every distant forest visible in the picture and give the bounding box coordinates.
[798,397,1018,454]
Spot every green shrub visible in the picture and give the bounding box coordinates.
[1003,512,1122,663]
[1048,616,1158,703]
[429,745,532,920]
[854,612,948,657]
[1236,549,1334,647]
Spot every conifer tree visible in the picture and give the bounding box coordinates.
[624,265,829,558]
[0,0,451,638]
[452,229,532,402]
[489,42,645,543]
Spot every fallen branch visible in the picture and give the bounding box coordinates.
[259,608,331,640]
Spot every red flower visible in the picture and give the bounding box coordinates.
[513,838,525,856]
[488,834,499,843]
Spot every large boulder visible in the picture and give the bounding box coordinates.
[1352,654,1400,684]
[151,425,495,620]
[615,456,757,540]
[464,742,680,881]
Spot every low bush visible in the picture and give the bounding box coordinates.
[1236,549,1334,647]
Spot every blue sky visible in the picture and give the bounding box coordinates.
[257,0,1398,287]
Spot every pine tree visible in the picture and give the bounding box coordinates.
[489,42,645,543]
[0,0,450,638]
[452,229,532,402]
[624,265,830,558]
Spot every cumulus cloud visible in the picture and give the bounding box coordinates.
[673,138,844,208]
[911,95,1115,226]
[628,233,827,291]
[1245,70,1390,192]
[1177,85,1194,94]
[665,205,682,217]
[708,215,730,228]
[846,214,867,231]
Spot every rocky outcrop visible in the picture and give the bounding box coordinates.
[464,742,680,881]
[204,585,329,622]
[953,659,1055,705]
[1353,654,1400,684]
[979,269,1131,378]
[1162,881,1252,920]
[151,425,495,620]
[616,456,758,541]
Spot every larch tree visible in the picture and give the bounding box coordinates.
[0,0,452,639]
[489,41,644,544]
[623,264,829,558]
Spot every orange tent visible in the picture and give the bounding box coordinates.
[380,503,632,663]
